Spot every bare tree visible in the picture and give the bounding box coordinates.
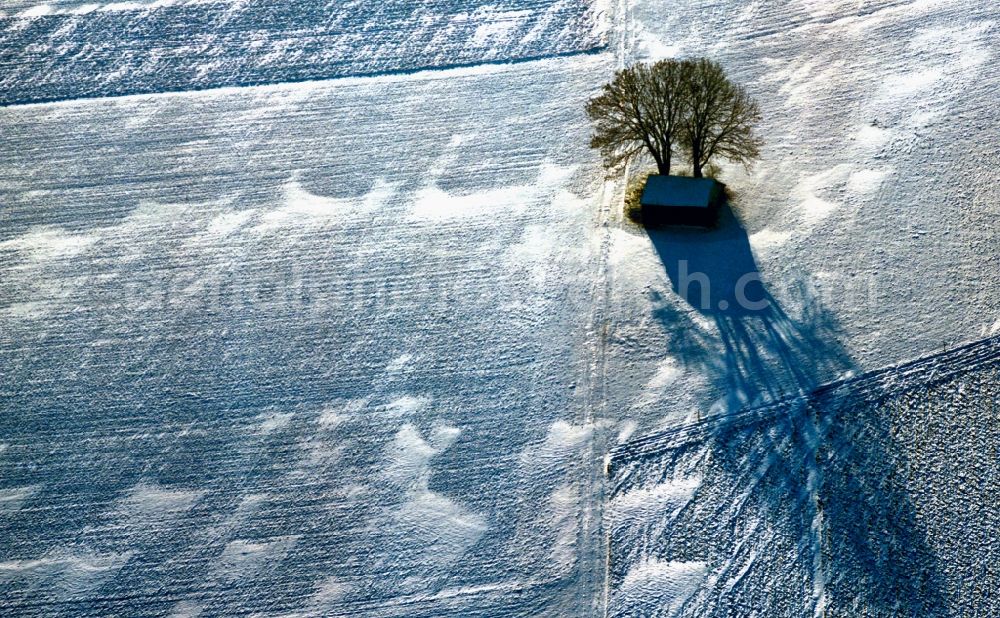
[679,58,762,178]
[586,58,762,179]
[585,59,687,176]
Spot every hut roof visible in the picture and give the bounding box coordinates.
[640,176,720,209]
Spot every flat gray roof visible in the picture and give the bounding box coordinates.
[640,175,719,209]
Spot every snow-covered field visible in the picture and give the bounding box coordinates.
[1,0,998,616]
[0,0,608,104]
[608,336,1000,616]
[0,1,615,612]
[607,0,999,434]
[604,1,1000,615]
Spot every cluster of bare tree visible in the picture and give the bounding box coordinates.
[586,58,762,178]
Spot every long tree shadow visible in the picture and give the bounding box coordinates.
[641,201,947,615]
[650,204,851,408]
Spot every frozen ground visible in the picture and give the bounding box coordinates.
[1,0,998,616]
[607,336,1000,616]
[604,1,1000,615]
[607,0,1000,433]
[0,1,616,610]
[0,0,608,105]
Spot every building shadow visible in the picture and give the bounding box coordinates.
[649,204,853,409]
[641,201,946,614]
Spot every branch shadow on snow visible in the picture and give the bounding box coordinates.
[637,201,947,615]
[649,204,848,407]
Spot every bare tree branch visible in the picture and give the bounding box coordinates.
[585,60,688,177]
[587,58,762,180]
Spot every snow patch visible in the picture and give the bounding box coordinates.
[634,357,683,408]
[614,559,707,616]
[317,411,347,428]
[646,357,681,390]
[392,489,488,568]
[381,421,484,571]
[119,483,203,523]
[546,484,580,572]
[306,575,353,608]
[0,226,96,262]
[409,162,574,221]
[781,60,846,106]
[409,184,519,221]
[0,550,132,599]
[0,485,39,515]
[18,4,53,17]
[254,179,395,233]
[167,601,204,618]
[383,423,458,489]
[471,10,530,46]
[18,0,213,18]
[642,37,684,59]
[385,353,414,372]
[910,21,996,71]
[847,168,891,194]
[608,227,648,268]
[524,420,594,467]
[609,475,701,528]
[791,166,852,226]
[204,209,257,238]
[427,424,462,451]
[257,412,294,434]
[317,398,366,428]
[616,420,638,444]
[750,228,793,254]
[884,67,944,95]
[505,223,584,287]
[213,536,299,581]
[854,123,893,150]
[381,395,431,418]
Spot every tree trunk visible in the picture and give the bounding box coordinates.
[649,148,665,176]
[657,155,671,176]
[690,140,703,177]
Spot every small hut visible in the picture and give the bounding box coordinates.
[640,175,723,227]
